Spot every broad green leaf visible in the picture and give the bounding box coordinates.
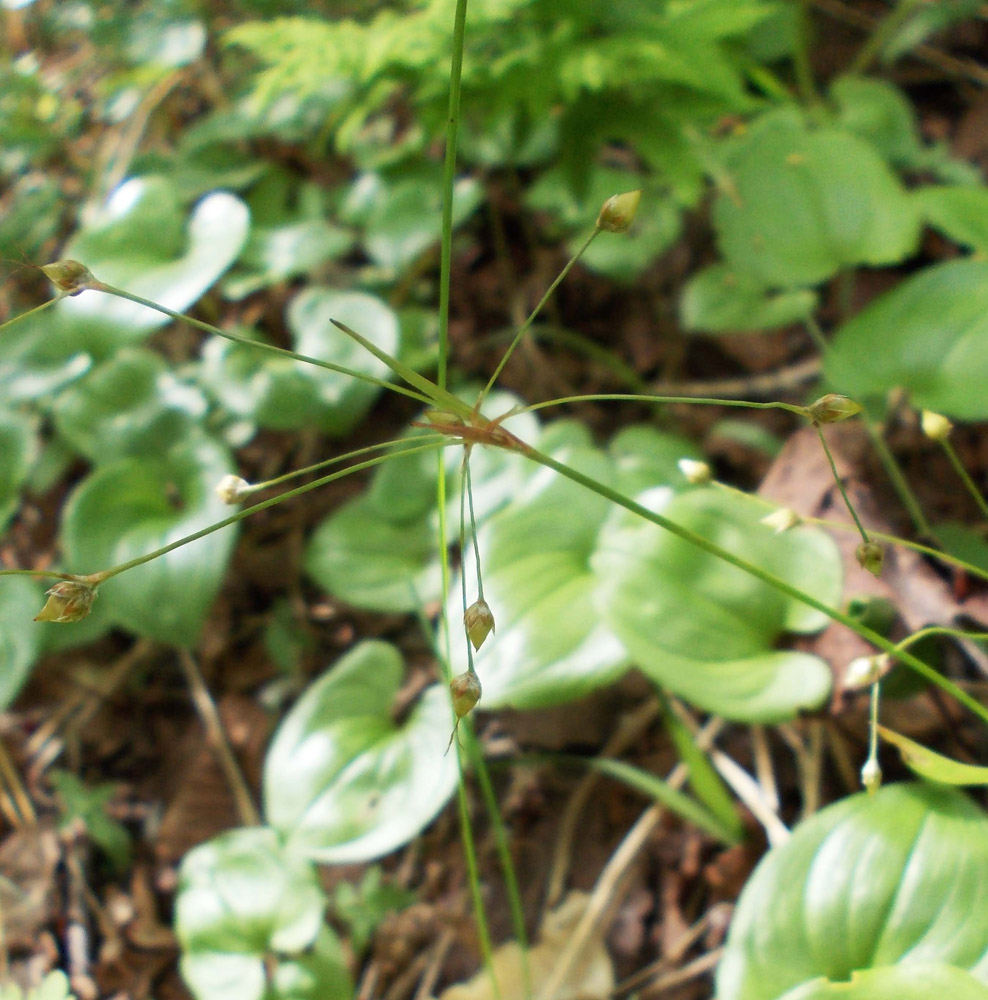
[596,488,840,721]
[305,495,442,613]
[915,185,988,254]
[935,522,988,577]
[878,726,988,786]
[52,349,206,464]
[776,964,988,1000]
[826,259,988,419]
[42,177,249,358]
[447,443,629,709]
[0,577,45,710]
[61,437,238,646]
[831,76,924,168]
[716,783,988,1000]
[713,114,919,288]
[176,827,348,1000]
[680,263,817,334]
[264,642,459,863]
[0,409,36,533]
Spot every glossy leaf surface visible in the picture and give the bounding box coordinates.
[61,437,238,646]
[264,642,458,863]
[716,783,988,1000]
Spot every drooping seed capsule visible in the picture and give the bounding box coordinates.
[807,393,863,424]
[920,410,953,442]
[856,540,884,578]
[450,670,482,719]
[34,580,98,623]
[596,190,642,233]
[463,599,495,651]
[40,259,95,296]
[215,474,251,505]
[843,653,892,692]
[677,458,712,485]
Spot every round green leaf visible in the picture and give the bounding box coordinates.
[826,259,988,419]
[713,113,919,288]
[0,409,36,533]
[177,827,344,1000]
[305,494,442,613]
[716,783,988,1000]
[681,263,817,334]
[915,185,988,255]
[60,176,249,348]
[0,576,45,710]
[264,642,458,863]
[595,488,841,721]
[61,437,238,646]
[776,965,988,1000]
[52,349,206,464]
[831,75,923,168]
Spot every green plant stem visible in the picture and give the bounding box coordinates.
[88,281,434,407]
[465,460,485,601]
[513,392,807,418]
[709,481,988,585]
[802,314,828,353]
[458,455,478,678]
[77,440,450,586]
[813,423,870,544]
[241,433,447,496]
[0,292,67,333]
[437,0,469,391]
[850,0,918,74]
[863,417,935,540]
[519,443,988,730]
[893,625,988,654]
[0,568,84,583]
[794,0,819,104]
[478,227,601,409]
[939,438,988,522]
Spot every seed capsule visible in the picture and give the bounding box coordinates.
[463,599,495,651]
[807,393,863,424]
[34,580,98,623]
[215,474,251,505]
[677,458,713,485]
[920,410,953,442]
[40,259,95,296]
[450,670,482,719]
[856,540,884,578]
[596,190,642,233]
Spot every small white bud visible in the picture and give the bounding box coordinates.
[677,458,712,485]
[860,757,882,795]
[844,653,892,691]
[215,474,251,505]
[921,410,953,442]
[760,508,801,534]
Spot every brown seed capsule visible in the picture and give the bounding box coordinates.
[450,670,482,719]
[34,580,98,623]
[596,190,642,233]
[40,259,95,296]
[463,599,495,651]
[807,393,863,424]
[856,540,884,578]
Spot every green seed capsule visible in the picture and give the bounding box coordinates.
[34,580,98,623]
[807,393,863,424]
[463,599,495,651]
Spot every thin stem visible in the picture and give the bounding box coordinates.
[0,568,82,583]
[458,452,478,678]
[893,625,988,654]
[802,314,828,354]
[814,423,870,544]
[939,438,988,522]
[465,460,484,601]
[241,433,447,496]
[176,649,260,827]
[794,0,819,104]
[88,281,433,407]
[863,417,935,540]
[479,228,601,408]
[0,292,67,334]
[85,440,449,585]
[513,392,807,418]
[850,0,918,74]
[709,481,988,585]
[520,443,988,730]
[437,0,469,391]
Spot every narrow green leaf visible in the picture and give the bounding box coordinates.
[878,726,988,786]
